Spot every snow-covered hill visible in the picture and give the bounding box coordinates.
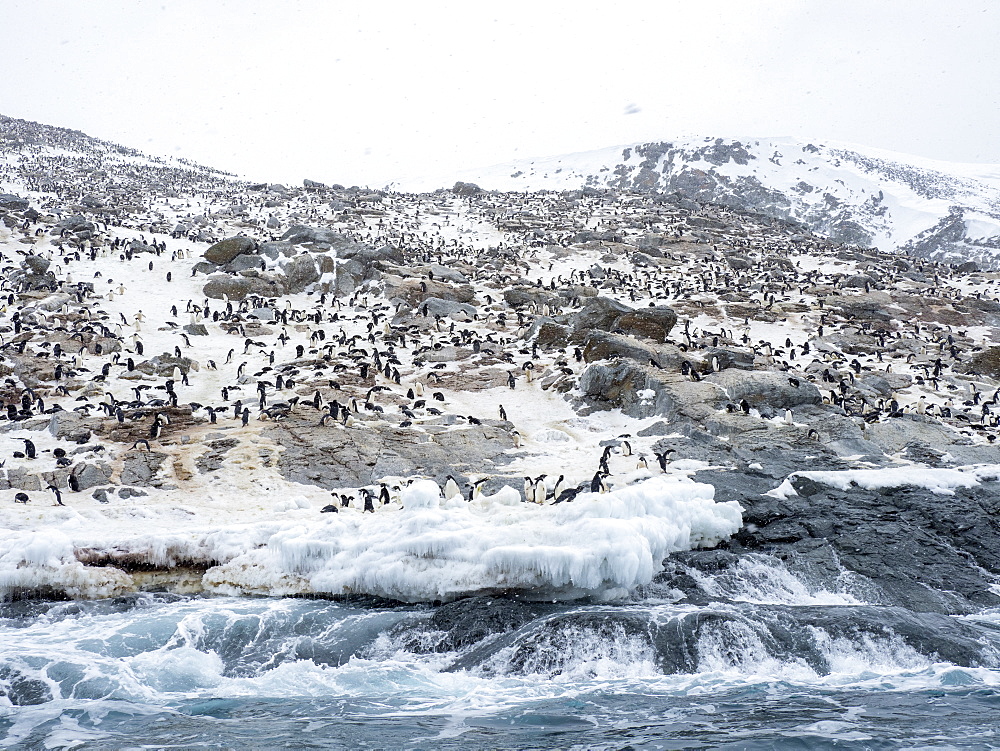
[398,137,1000,269]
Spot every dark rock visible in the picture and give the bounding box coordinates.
[119,452,168,486]
[0,194,29,211]
[282,254,320,293]
[223,254,267,273]
[615,306,678,341]
[53,215,94,233]
[204,236,257,265]
[203,273,285,301]
[569,296,632,334]
[957,346,1000,378]
[452,181,483,196]
[22,255,50,275]
[528,318,570,349]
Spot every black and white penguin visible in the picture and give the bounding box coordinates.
[443,475,461,500]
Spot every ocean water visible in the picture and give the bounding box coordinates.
[4,563,1000,749]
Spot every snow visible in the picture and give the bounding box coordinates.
[396,135,1000,263]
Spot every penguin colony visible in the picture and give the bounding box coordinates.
[0,113,998,521]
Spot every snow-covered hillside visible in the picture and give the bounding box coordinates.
[398,137,1000,269]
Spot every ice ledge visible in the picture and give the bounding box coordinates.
[1,477,743,603]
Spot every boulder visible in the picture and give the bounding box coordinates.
[204,236,257,265]
[703,370,823,410]
[569,296,633,333]
[258,241,296,260]
[203,273,286,301]
[283,254,320,292]
[71,462,113,490]
[53,215,94,233]
[120,452,169,486]
[0,194,29,211]
[224,254,267,273]
[527,317,570,349]
[384,276,476,307]
[280,225,346,246]
[22,255,50,275]
[616,306,678,341]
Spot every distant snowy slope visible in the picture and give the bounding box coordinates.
[398,137,1000,268]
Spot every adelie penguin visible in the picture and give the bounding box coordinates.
[47,485,65,506]
[443,475,461,500]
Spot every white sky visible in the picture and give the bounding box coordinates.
[2,0,998,187]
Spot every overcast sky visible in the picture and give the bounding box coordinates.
[2,1,998,187]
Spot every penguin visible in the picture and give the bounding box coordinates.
[68,474,80,492]
[361,488,375,513]
[47,485,65,506]
[654,449,675,472]
[468,477,488,500]
[21,439,36,459]
[443,475,461,500]
[551,474,565,502]
[590,471,608,493]
[532,474,547,504]
[14,492,29,504]
[498,404,507,421]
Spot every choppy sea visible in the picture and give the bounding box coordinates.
[4,556,1000,749]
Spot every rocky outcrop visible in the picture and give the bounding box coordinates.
[268,420,514,489]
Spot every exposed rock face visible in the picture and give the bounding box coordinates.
[119,451,168,486]
[268,420,514,489]
[957,346,1000,378]
[703,370,823,410]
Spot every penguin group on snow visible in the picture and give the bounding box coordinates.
[1,114,999,513]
